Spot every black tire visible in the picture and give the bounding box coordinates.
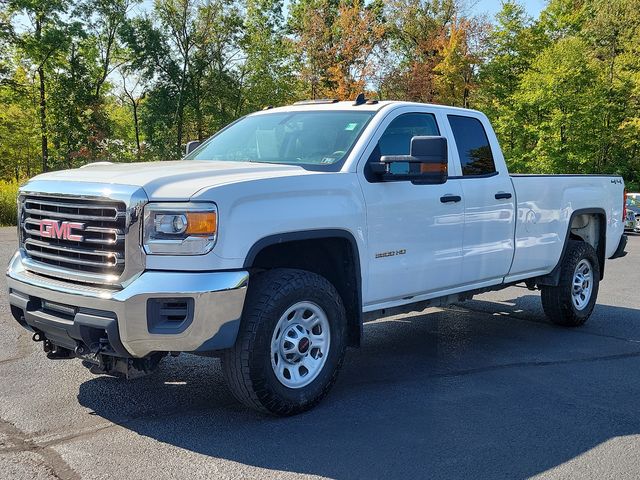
[541,240,600,327]
[221,268,348,416]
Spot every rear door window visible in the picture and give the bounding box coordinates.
[447,115,496,176]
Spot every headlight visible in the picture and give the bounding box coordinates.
[143,202,218,255]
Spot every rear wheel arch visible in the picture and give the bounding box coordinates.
[537,208,606,286]
[243,229,363,347]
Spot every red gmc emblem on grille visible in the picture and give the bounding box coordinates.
[39,219,85,242]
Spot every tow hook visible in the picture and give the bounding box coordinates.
[74,345,88,356]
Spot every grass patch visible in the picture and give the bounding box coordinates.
[0,180,19,226]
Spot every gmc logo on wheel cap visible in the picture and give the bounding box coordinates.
[39,219,85,242]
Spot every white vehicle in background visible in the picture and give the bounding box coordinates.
[7,97,628,415]
[626,194,640,232]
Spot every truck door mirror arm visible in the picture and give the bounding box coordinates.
[370,136,448,185]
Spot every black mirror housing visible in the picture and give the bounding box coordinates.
[374,136,448,185]
[410,135,447,160]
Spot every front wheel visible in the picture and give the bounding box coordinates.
[541,240,600,327]
[221,269,347,416]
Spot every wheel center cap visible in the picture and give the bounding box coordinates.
[298,337,310,354]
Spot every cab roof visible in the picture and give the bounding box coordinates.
[251,100,483,116]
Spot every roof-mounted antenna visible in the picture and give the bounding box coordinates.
[352,93,366,106]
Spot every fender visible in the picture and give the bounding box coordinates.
[536,208,607,286]
[244,229,364,346]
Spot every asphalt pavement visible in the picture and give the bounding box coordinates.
[1,226,640,480]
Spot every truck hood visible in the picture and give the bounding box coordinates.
[29,160,314,199]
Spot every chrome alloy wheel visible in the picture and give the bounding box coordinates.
[270,301,331,389]
[572,259,593,311]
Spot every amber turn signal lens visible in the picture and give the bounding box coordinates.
[185,212,217,235]
[420,163,448,173]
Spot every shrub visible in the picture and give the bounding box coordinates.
[0,180,19,226]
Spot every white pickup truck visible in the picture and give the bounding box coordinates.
[7,99,628,415]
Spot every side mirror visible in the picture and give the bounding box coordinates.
[371,136,448,185]
[185,140,201,155]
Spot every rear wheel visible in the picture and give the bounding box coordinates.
[221,268,347,416]
[541,240,600,327]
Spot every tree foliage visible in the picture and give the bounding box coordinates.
[478,0,640,185]
[0,0,638,189]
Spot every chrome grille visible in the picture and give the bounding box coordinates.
[20,195,127,279]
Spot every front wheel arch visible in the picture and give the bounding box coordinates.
[243,230,363,347]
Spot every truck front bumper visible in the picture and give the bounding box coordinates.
[6,252,248,358]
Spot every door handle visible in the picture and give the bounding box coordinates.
[495,192,512,200]
[440,195,462,203]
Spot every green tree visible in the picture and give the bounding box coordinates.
[515,37,606,174]
[155,0,198,155]
[47,33,105,168]
[476,1,547,171]
[121,0,242,157]
[479,2,545,105]
[0,1,12,86]
[188,0,242,138]
[539,0,588,39]
[582,0,640,176]
[118,68,147,160]
[4,0,72,172]
[81,0,136,99]
[239,0,298,111]
[615,1,640,184]
[0,65,39,179]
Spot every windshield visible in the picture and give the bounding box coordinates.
[186,111,375,168]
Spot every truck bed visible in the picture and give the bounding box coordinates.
[506,174,625,283]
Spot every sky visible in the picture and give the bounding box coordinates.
[469,0,547,20]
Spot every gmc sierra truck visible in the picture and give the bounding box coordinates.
[6,99,628,416]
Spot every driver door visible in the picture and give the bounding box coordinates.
[359,108,465,308]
